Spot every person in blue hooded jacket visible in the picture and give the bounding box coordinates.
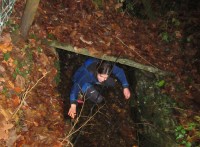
[68,58,131,118]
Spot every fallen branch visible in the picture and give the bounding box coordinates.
[48,41,173,76]
[12,71,50,118]
[61,103,105,144]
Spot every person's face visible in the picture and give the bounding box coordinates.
[97,73,109,83]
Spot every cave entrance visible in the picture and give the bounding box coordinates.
[55,46,177,147]
[56,48,138,147]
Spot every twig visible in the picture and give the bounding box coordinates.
[12,71,50,118]
[147,103,200,115]
[115,36,158,69]
[61,104,105,144]
[167,106,200,115]
[65,85,87,141]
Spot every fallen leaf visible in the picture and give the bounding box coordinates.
[129,45,136,51]
[0,65,5,73]
[70,30,77,38]
[0,108,14,140]
[175,31,182,39]
[15,75,25,90]
[14,87,22,93]
[0,33,13,53]
[80,36,93,45]
[12,95,21,107]
[6,129,20,147]
[0,122,14,140]
[94,11,103,17]
[0,77,5,83]
[7,80,15,89]
[114,3,123,10]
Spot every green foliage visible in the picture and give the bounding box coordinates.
[175,125,186,140]
[188,122,197,131]
[175,125,192,147]
[13,67,29,79]
[12,52,32,79]
[5,20,19,33]
[175,121,200,147]
[172,18,180,27]
[2,87,8,95]
[3,52,10,61]
[30,33,38,40]
[37,47,43,53]
[125,1,135,11]
[92,0,103,9]
[155,80,165,87]
[123,1,146,19]
[47,33,56,40]
[186,37,191,42]
[161,32,170,42]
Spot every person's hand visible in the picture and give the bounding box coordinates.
[68,104,77,118]
[123,88,131,99]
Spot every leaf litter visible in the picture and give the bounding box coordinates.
[0,0,199,146]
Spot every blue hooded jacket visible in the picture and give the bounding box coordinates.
[70,58,129,104]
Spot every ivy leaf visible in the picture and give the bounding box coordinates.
[3,52,10,61]
[161,32,169,42]
[188,122,196,131]
[176,134,184,139]
[181,129,186,134]
[156,80,165,87]
[185,142,192,147]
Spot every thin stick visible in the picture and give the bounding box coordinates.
[12,71,50,118]
[61,104,105,144]
[66,85,87,138]
[115,36,158,69]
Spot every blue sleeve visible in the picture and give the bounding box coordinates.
[70,83,80,104]
[112,65,129,88]
[84,58,98,67]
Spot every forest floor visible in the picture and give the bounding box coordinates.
[0,0,199,146]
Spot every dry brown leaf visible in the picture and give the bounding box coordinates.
[0,122,14,140]
[39,53,50,66]
[7,80,15,89]
[7,57,15,67]
[87,47,100,56]
[0,107,12,121]
[114,3,123,10]
[6,129,20,147]
[129,45,136,51]
[70,30,77,38]
[12,95,21,107]
[74,46,82,52]
[94,11,103,17]
[175,31,182,39]
[14,87,22,93]
[0,108,14,140]
[80,36,93,45]
[0,65,6,73]
[0,33,12,53]
[15,75,25,90]
[0,77,5,83]
[33,121,39,127]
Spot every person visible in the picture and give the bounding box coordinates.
[68,58,131,118]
